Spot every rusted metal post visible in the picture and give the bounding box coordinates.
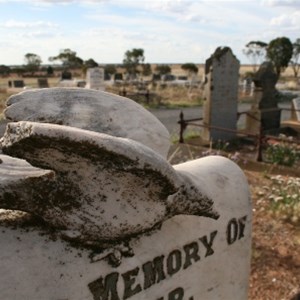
[178,111,187,144]
[145,89,150,105]
[122,87,127,97]
[256,125,264,162]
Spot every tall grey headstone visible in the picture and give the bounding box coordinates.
[86,67,105,90]
[203,47,240,141]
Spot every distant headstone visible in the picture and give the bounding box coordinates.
[203,47,240,141]
[243,78,253,96]
[114,73,123,81]
[104,72,111,81]
[12,80,25,88]
[76,80,86,88]
[86,67,105,90]
[61,70,72,80]
[162,74,176,81]
[37,78,49,88]
[281,97,300,131]
[291,97,300,121]
[152,74,161,81]
[177,75,188,81]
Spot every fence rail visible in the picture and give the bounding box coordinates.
[178,107,300,162]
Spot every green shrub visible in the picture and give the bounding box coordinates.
[268,175,300,226]
[265,140,300,167]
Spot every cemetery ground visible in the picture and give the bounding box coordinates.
[0,84,299,299]
[168,140,300,300]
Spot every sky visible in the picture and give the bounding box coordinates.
[0,0,299,66]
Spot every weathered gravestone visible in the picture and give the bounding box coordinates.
[86,67,105,90]
[8,80,25,89]
[114,73,123,82]
[61,70,72,80]
[58,70,76,87]
[289,97,300,122]
[3,88,170,158]
[243,78,254,96]
[37,78,49,88]
[281,97,300,132]
[203,47,240,142]
[0,89,252,299]
[245,62,280,134]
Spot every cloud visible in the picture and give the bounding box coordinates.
[149,0,194,13]
[19,30,61,38]
[1,19,58,29]
[0,0,108,6]
[270,11,300,28]
[263,0,300,8]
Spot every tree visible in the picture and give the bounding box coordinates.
[84,58,98,68]
[49,49,83,69]
[142,63,152,76]
[24,53,42,75]
[181,63,198,77]
[123,48,145,78]
[0,65,11,77]
[46,66,54,76]
[291,38,300,78]
[267,37,293,76]
[155,64,171,75]
[104,64,117,76]
[13,66,25,77]
[243,41,267,72]
[82,58,99,75]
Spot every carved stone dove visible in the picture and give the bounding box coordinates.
[0,121,218,248]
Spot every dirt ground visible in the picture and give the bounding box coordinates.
[168,142,300,300]
[247,169,300,300]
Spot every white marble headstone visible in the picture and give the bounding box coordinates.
[86,67,105,91]
[0,87,252,299]
[0,155,251,300]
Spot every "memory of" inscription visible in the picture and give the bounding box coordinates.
[88,215,247,300]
